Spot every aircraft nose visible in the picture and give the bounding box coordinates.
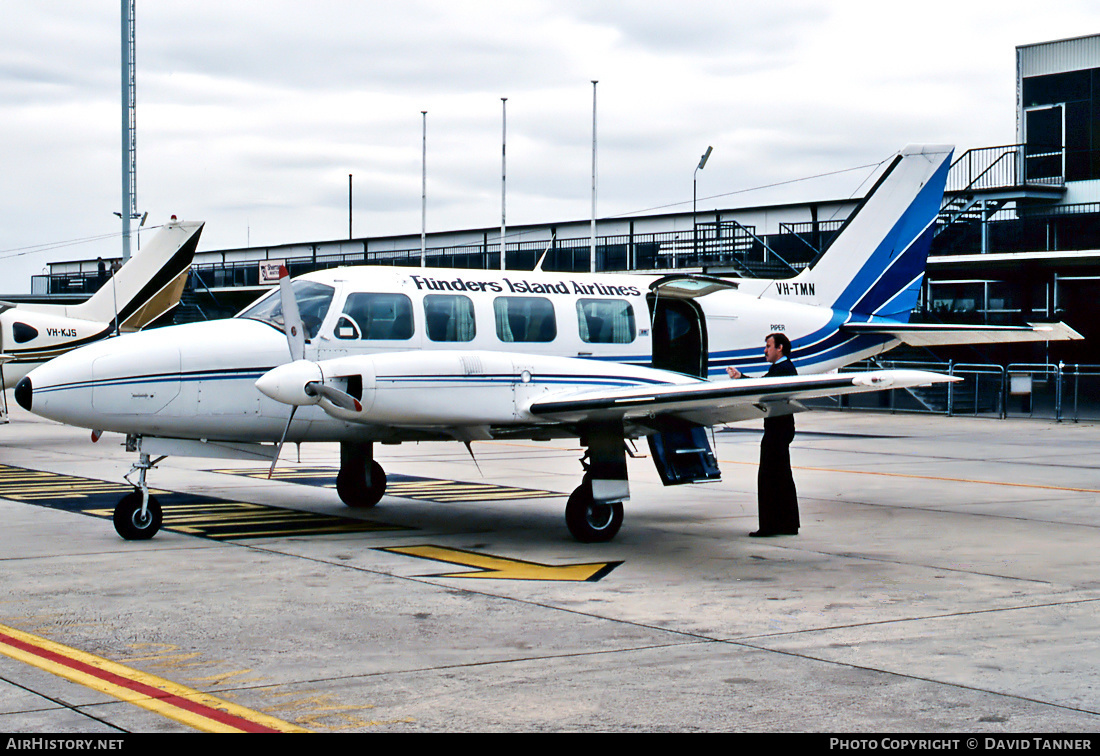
[14,376,32,411]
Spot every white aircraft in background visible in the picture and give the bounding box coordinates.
[15,146,1081,543]
[1,218,204,389]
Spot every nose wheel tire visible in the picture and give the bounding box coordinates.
[114,491,163,541]
[565,481,624,543]
[337,460,387,508]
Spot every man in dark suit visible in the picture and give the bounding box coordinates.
[726,333,800,537]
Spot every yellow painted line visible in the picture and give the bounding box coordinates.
[721,459,1100,494]
[381,545,620,581]
[0,623,306,733]
[213,525,392,538]
[386,481,561,500]
[212,468,562,501]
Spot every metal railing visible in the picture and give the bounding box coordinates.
[945,143,1066,194]
[817,360,1100,422]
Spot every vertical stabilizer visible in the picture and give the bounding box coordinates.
[793,145,953,321]
[73,219,203,331]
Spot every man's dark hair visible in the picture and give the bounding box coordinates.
[767,332,792,357]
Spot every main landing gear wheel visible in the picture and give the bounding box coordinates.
[113,490,163,541]
[337,460,387,508]
[565,480,624,543]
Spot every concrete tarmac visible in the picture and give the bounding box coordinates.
[0,403,1098,733]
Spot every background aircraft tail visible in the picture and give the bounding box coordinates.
[73,219,203,331]
[792,144,953,321]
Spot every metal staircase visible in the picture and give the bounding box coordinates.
[934,144,1065,251]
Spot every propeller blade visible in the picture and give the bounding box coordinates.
[268,404,298,479]
[304,381,362,413]
[278,265,306,362]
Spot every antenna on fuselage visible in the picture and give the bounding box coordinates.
[533,231,557,272]
[462,441,483,476]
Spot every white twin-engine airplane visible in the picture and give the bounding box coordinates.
[1,218,204,389]
[15,146,1081,543]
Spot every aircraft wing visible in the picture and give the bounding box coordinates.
[255,352,956,435]
[527,369,956,427]
[841,321,1082,346]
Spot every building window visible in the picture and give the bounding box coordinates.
[1022,68,1099,182]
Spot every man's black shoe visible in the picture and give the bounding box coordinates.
[749,529,798,537]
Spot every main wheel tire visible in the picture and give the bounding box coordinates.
[565,481,624,543]
[337,460,387,508]
[113,491,163,541]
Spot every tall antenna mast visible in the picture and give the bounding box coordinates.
[120,0,137,262]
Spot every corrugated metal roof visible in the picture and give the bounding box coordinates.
[1017,33,1100,78]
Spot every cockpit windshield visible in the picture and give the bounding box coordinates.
[236,281,335,340]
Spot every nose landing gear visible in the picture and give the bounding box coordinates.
[115,439,165,540]
[114,488,162,540]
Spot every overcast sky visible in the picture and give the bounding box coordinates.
[2,1,1099,292]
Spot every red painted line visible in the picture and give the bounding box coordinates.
[0,629,280,733]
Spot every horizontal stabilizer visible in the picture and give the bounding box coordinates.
[841,321,1082,346]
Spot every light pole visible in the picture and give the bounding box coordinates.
[693,145,713,264]
[501,97,507,271]
[420,111,427,267]
[590,80,598,273]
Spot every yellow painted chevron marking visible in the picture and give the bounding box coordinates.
[380,545,620,582]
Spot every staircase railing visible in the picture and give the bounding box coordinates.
[722,219,799,277]
[946,143,1066,194]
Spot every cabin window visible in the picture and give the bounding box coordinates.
[13,322,39,344]
[424,294,476,342]
[340,292,414,340]
[576,299,636,344]
[333,315,361,340]
[493,297,556,343]
[238,280,334,340]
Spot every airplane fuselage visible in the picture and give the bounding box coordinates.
[19,265,901,444]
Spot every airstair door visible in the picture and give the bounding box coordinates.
[647,274,737,378]
[645,275,737,485]
[647,426,721,486]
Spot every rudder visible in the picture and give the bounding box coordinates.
[792,145,953,321]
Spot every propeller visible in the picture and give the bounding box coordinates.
[269,404,299,479]
[279,265,305,362]
[263,270,362,477]
[304,381,362,412]
[268,267,307,477]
